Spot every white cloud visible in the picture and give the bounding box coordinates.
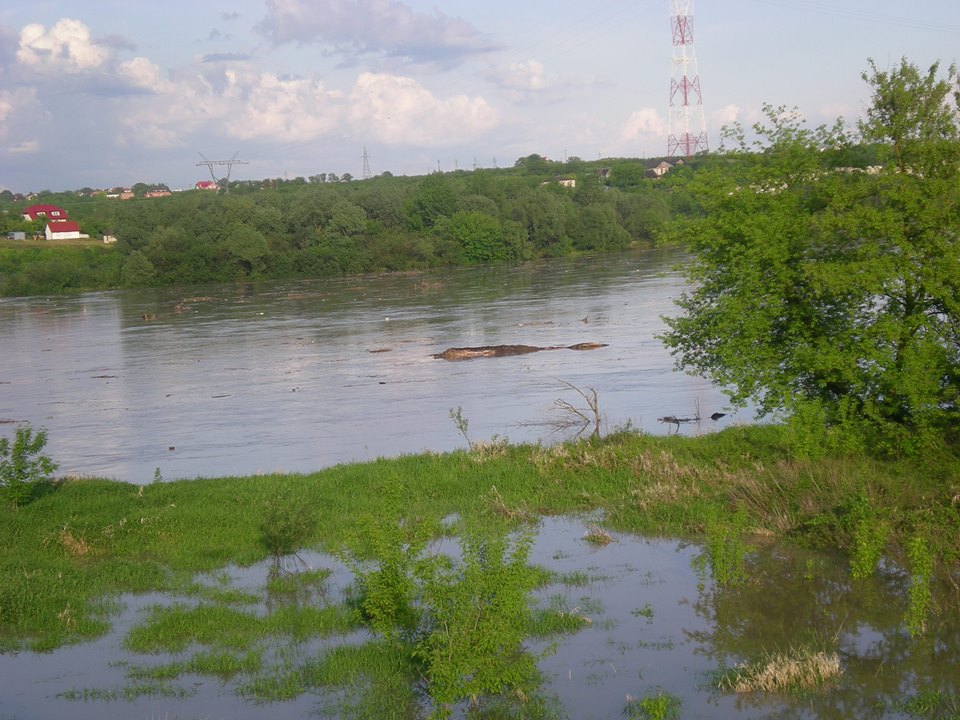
[349,72,499,146]
[225,70,345,141]
[0,88,43,156]
[490,59,550,94]
[7,139,41,155]
[258,0,495,65]
[118,57,172,93]
[17,19,107,73]
[619,108,666,143]
[711,103,742,127]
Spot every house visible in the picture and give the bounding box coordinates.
[195,180,218,191]
[22,204,69,222]
[650,161,674,178]
[45,221,84,240]
[103,234,118,244]
[6,231,26,240]
[144,190,171,198]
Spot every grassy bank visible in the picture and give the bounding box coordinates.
[2,424,958,653]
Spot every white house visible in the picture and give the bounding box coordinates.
[45,221,83,240]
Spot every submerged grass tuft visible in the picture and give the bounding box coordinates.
[716,648,842,694]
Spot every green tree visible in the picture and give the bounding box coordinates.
[446,211,528,264]
[222,223,270,277]
[120,249,157,287]
[662,59,960,453]
[327,199,367,237]
[408,174,457,229]
[1,426,57,508]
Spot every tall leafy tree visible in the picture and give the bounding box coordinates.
[662,59,960,453]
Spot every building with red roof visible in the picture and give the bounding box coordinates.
[45,221,84,241]
[23,204,69,222]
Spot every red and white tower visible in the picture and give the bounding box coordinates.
[668,0,708,157]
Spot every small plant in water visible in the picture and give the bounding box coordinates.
[259,490,318,568]
[583,525,614,546]
[847,492,888,580]
[625,690,682,720]
[698,506,749,587]
[0,425,57,508]
[416,529,543,719]
[904,534,934,638]
[716,647,842,694]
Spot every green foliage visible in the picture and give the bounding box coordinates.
[625,690,682,720]
[904,534,934,638]
[258,490,318,562]
[445,211,529,264]
[0,425,57,508]
[892,690,960,719]
[846,493,888,580]
[341,481,543,717]
[2,158,674,296]
[415,529,541,718]
[120,249,157,286]
[661,59,960,454]
[699,506,750,587]
[342,480,438,641]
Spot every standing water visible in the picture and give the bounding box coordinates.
[0,247,733,482]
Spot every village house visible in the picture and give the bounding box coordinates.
[645,160,675,179]
[195,180,218,191]
[45,221,87,241]
[22,204,68,222]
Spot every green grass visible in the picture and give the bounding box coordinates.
[124,601,357,654]
[1,424,958,652]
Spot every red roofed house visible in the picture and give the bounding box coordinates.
[45,221,83,241]
[23,204,69,222]
[195,180,218,191]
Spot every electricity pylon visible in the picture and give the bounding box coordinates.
[667,0,708,157]
[196,151,249,193]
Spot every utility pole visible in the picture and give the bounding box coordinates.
[667,0,708,157]
[196,151,249,193]
[361,147,372,180]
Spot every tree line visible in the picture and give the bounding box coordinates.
[0,156,701,295]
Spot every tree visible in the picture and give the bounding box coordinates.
[408,174,457,229]
[661,59,960,453]
[1,425,57,508]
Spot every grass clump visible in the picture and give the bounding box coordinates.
[716,647,842,694]
[892,690,960,719]
[625,689,682,720]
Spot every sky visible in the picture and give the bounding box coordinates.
[1,0,958,193]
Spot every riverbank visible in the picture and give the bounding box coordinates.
[3,423,958,653]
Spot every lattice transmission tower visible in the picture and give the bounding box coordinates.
[196,151,248,193]
[361,147,372,180]
[667,0,708,157]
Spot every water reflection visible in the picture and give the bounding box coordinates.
[1,518,954,719]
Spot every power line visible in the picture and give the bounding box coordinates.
[195,151,249,192]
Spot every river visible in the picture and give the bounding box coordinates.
[1,247,735,482]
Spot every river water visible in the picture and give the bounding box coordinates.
[1,247,734,482]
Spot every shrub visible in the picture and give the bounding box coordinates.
[258,490,317,564]
[0,425,57,508]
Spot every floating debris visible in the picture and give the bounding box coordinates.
[433,342,608,361]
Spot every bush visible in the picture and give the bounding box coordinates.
[0,425,57,508]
